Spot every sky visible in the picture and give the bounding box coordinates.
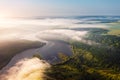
[0,0,120,17]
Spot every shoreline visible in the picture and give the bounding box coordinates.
[0,40,73,78]
[0,39,45,70]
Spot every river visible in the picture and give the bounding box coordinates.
[0,40,72,79]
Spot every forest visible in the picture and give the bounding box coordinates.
[46,28,120,80]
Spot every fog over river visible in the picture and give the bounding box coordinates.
[0,17,110,80]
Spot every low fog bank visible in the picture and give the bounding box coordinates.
[0,18,108,42]
[0,58,50,80]
[0,18,109,80]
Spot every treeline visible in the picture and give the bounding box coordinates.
[85,29,120,50]
[46,28,120,80]
[72,41,120,71]
[46,42,120,80]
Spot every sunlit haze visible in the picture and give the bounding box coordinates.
[0,0,120,80]
[0,0,120,18]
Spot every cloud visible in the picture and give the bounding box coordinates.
[0,58,50,80]
[0,18,107,29]
[0,18,108,41]
[0,18,107,80]
[36,29,88,41]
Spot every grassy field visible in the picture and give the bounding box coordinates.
[107,29,120,36]
[46,28,120,80]
[107,22,120,36]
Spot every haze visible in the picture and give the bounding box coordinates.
[0,0,120,18]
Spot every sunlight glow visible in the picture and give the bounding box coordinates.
[0,14,7,19]
[0,13,11,24]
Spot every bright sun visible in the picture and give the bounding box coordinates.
[0,13,10,19]
[0,14,5,18]
[0,13,11,26]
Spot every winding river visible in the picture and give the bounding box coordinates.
[0,40,72,78]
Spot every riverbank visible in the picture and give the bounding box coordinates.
[0,39,45,69]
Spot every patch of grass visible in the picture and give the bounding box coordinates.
[106,22,120,36]
[33,54,42,59]
[107,29,120,36]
